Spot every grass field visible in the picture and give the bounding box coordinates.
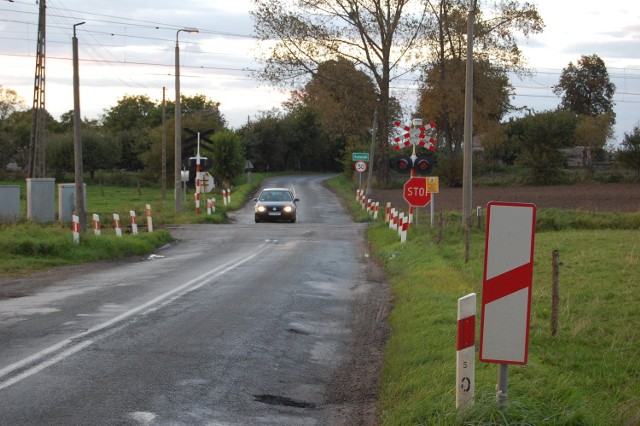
[327,175,640,425]
[0,173,270,275]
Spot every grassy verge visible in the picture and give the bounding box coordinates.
[0,173,272,275]
[329,175,640,425]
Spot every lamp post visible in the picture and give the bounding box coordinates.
[174,27,199,214]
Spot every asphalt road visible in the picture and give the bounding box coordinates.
[0,175,386,425]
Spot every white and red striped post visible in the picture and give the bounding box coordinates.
[408,206,415,228]
[212,198,217,212]
[400,216,409,243]
[356,189,361,202]
[397,212,405,237]
[222,189,228,206]
[374,202,380,220]
[113,213,122,238]
[195,187,201,214]
[92,213,101,237]
[456,293,476,411]
[130,210,138,235]
[392,210,399,231]
[206,199,212,215]
[146,204,153,233]
[385,202,391,223]
[389,208,396,229]
[360,194,366,209]
[226,188,232,205]
[71,214,80,244]
[367,199,372,215]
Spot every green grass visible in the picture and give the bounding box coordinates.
[0,173,273,275]
[328,175,640,425]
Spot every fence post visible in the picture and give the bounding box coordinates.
[552,249,560,336]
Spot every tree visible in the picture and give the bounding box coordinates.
[513,110,578,184]
[210,130,245,188]
[617,123,640,176]
[418,0,543,157]
[553,54,616,121]
[0,86,25,122]
[252,0,431,183]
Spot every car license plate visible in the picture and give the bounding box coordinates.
[268,212,281,216]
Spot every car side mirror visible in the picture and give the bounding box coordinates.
[294,198,300,203]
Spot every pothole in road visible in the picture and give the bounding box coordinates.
[287,327,310,336]
[254,394,316,409]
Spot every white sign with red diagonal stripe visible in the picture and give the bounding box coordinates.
[480,202,536,364]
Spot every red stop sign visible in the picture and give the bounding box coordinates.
[404,177,432,207]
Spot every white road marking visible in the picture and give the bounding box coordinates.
[0,243,270,391]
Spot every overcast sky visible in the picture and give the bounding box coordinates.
[1,0,639,146]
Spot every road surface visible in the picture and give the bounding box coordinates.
[0,175,388,425]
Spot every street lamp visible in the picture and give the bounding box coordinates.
[174,27,199,214]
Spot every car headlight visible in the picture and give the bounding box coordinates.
[283,206,293,213]
[256,206,266,213]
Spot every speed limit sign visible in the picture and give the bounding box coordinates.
[354,160,367,173]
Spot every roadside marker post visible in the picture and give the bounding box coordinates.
[374,202,380,220]
[113,213,122,238]
[130,210,138,235]
[71,215,80,244]
[146,204,153,233]
[456,293,476,411]
[385,202,391,223]
[480,202,537,408]
[397,212,405,237]
[92,213,101,236]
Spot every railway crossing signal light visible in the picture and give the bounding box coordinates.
[392,155,434,175]
[393,155,413,174]
[413,156,433,175]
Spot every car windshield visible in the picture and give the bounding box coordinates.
[259,190,293,202]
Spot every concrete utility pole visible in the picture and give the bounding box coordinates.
[72,22,86,231]
[462,0,475,261]
[27,0,46,178]
[162,87,167,201]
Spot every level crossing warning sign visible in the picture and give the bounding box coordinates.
[480,202,536,365]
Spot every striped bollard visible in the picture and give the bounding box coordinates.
[113,213,122,238]
[195,189,201,215]
[367,199,372,215]
[356,189,361,202]
[456,293,476,411]
[374,202,380,220]
[408,206,414,228]
[389,208,396,229]
[222,189,228,206]
[72,214,80,244]
[397,213,404,237]
[130,210,138,235]
[146,204,153,232]
[227,188,232,205]
[360,195,366,209]
[400,216,409,243]
[212,198,217,212]
[385,202,391,223]
[207,199,212,215]
[392,210,399,231]
[92,213,101,237]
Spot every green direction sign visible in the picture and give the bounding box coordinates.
[352,152,369,162]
